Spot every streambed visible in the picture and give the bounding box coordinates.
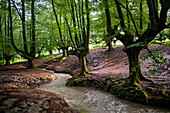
[39,72,170,113]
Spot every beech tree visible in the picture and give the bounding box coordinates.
[103,0,119,52]
[67,0,91,76]
[9,0,36,68]
[52,0,71,57]
[113,0,170,85]
[51,0,91,76]
[0,0,15,65]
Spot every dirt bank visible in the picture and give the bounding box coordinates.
[0,85,79,113]
[0,66,79,113]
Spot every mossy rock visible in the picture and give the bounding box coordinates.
[82,80,93,86]
[66,78,77,86]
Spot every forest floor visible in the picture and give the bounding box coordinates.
[0,44,170,112]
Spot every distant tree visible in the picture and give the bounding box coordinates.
[51,0,91,76]
[66,0,91,76]
[103,0,119,52]
[0,0,15,65]
[52,0,70,57]
[9,0,36,68]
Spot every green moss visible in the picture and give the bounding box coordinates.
[161,88,168,97]
[141,91,148,98]
[83,81,92,86]
[59,56,67,63]
[125,87,137,91]
[66,80,75,86]
[74,78,81,84]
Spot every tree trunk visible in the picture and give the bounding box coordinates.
[5,57,10,66]
[79,53,88,76]
[49,50,53,55]
[66,48,69,56]
[28,58,35,68]
[125,47,150,85]
[107,41,112,52]
[62,48,67,57]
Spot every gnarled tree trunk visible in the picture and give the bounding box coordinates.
[125,47,152,85]
[79,50,89,76]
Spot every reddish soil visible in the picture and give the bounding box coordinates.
[44,45,170,91]
[43,45,170,109]
[0,44,170,111]
[0,85,79,113]
[0,59,79,112]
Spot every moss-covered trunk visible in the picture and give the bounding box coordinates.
[125,47,150,85]
[78,50,89,76]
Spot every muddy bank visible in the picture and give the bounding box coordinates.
[0,67,57,88]
[0,85,79,113]
[0,67,79,113]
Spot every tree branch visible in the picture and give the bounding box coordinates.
[159,0,170,26]
[51,0,64,45]
[145,46,160,64]
[11,0,22,20]
[85,0,90,48]
[115,0,126,30]
[117,1,140,38]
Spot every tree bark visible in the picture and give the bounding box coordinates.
[140,0,143,29]
[28,58,35,68]
[107,41,112,52]
[51,0,63,44]
[49,50,53,55]
[125,47,152,85]
[79,52,88,76]
[30,0,36,58]
[21,0,28,54]
[5,57,10,66]
[62,48,67,57]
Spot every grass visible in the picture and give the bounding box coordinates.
[0,59,27,65]
[11,59,27,64]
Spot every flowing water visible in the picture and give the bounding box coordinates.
[39,73,170,113]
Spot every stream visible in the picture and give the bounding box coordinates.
[39,72,170,113]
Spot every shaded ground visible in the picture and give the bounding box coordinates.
[0,44,170,111]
